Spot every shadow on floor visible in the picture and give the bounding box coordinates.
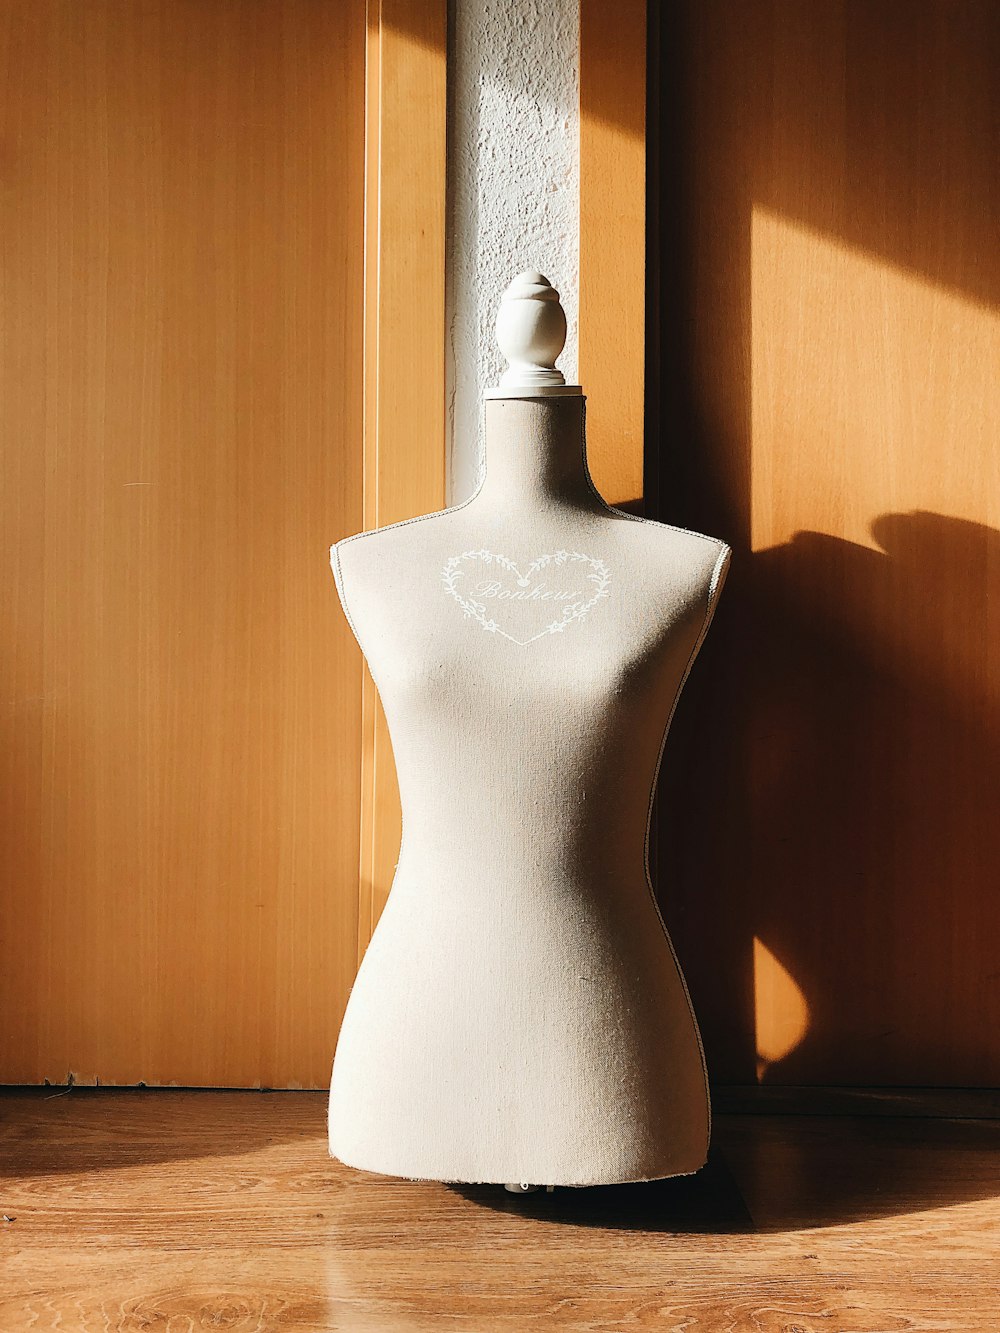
[452,1114,1000,1233]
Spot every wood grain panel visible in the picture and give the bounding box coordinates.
[651,2,1000,1085]
[579,0,646,511]
[0,2,366,1086]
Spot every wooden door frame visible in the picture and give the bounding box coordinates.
[579,0,647,513]
[358,0,447,960]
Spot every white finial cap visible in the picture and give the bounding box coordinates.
[484,271,582,399]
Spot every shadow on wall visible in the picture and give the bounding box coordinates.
[730,513,997,1084]
[650,1,1000,1086]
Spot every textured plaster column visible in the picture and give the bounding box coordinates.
[446,0,580,504]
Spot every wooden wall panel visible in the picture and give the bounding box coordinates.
[652,2,1000,1085]
[0,2,367,1086]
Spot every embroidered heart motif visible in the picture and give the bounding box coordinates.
[441,548,612,646]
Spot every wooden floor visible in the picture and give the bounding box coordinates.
[1,1091,998,1331]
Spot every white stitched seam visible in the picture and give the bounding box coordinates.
[580,399,732,1150]
[636,540,732,1150]
[328,443,495,1003]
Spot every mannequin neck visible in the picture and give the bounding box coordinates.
[470,397,604,511]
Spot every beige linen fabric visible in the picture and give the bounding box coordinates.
[327,396,731,1186]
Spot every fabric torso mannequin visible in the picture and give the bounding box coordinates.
[328,275,731,1187]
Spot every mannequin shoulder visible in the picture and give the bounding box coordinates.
[329,508,470,623]
[609,513,732,600]
[331,508,457,580]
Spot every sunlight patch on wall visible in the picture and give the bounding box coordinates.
[753,936,810,1081]
[749,205,1000,556]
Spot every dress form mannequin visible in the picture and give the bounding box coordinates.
[328,272,732,1188]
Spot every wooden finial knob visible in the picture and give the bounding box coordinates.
[484,271,582,398]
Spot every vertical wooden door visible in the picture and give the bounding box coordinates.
[0,1,367,1087]
[651,1,1000,1086]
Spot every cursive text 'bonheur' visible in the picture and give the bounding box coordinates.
[474,579,579,602]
